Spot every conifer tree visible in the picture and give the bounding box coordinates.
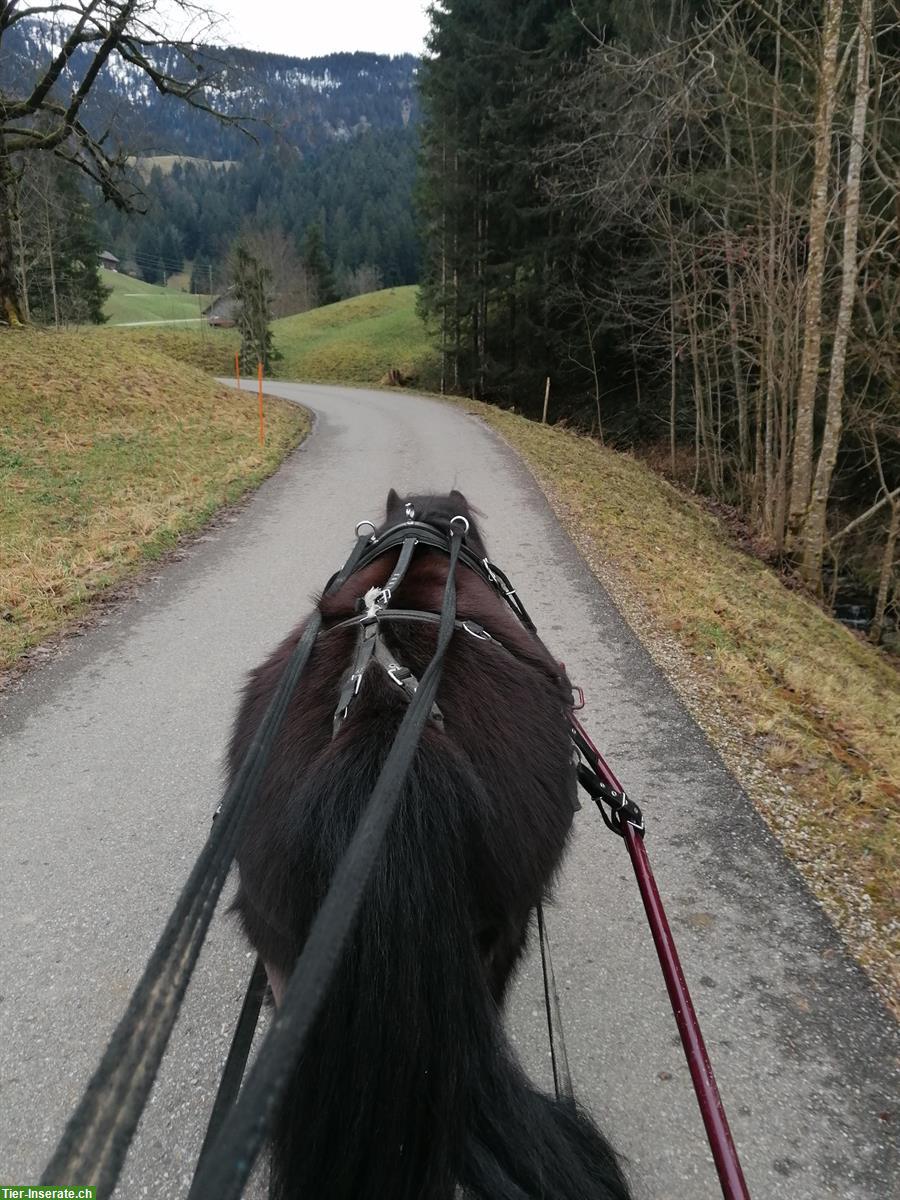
[301,222,338,307]
[418,0,600,407]
[231,242,277,373]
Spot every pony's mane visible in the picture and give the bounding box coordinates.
[382,488,488,558]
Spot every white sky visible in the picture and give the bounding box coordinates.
[207,0,432,58]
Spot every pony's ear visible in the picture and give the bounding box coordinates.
[450,488,467,505]
[386,488,401,515]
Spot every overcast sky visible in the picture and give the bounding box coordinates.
[208,0,432,58]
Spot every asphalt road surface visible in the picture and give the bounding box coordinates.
[1,382,897,1199]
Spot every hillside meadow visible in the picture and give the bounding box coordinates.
[102,269,211,325]
[113,286,439,386]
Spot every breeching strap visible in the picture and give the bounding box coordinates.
[572,715,751,1200]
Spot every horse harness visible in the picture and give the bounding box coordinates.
[328,508,535,739]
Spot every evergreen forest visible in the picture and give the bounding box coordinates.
[101,128,419,295]
[3,27,420,313]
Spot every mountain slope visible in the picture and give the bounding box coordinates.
[3,21,419,159]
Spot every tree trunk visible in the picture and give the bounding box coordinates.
[578,289,603,441]
[665,126,678,477]
[800,0,872,590]
[13,174,29,322]
[45,192,60,328]
[440,133,447,396]
[723,123,748,482]
[786,0,844,549]
[869,500,898,645]
[765,5,784,546]
[0,135,25,326]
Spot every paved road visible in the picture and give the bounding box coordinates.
[111,317,205,327]
[1,382,897,1199]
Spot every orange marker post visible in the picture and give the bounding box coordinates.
[234,351,241,390]
[257,362,265,446]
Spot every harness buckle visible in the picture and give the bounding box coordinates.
[575,762,645,839]
[482,557,501,588]
[462,620,492,641]
[362,586,390,622]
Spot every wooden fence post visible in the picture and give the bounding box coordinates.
[257,362,265,446]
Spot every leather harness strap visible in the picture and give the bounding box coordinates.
[331,609,446,738]
[331,535,454,738]
[328,517,530,739]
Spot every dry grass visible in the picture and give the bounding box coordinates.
[466,403,899,1014]
[111,325,239,374]
[0,326,308,669]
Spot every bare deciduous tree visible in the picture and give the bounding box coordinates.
[800,0,874,589]
[0,0,235,325]
[539,0,899,606]
[786,0,845,551]
[236,227,316,318]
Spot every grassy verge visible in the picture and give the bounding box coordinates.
[465,402,899,1015]
[1,326,308,671]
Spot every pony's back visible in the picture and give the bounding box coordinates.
[228,494,631,1199]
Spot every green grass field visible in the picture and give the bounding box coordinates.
[111,286,438,386]
[271,287,440,386]
[103,269,211,326]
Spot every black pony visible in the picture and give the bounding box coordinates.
[227,489,631,1200]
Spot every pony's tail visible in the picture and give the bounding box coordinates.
[460,1041,631,1199]
[246,729,629,1200]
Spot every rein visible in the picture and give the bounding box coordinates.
[41,511,750,1200]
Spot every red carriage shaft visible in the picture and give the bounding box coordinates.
[571,714,752,1200]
